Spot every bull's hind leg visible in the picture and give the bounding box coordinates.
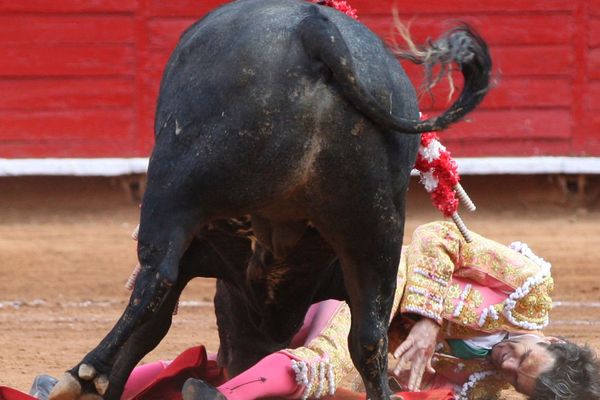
[93,264,191,399]
[312,203,405,400]
[49,234,235,400]
[100,229,251,399]
[50,264,189,400]
[50,183,213,400]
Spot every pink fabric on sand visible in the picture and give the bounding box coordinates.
[217,352,298,400]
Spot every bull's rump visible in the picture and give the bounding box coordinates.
[150,0,418,214]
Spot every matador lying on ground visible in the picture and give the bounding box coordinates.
[5,221,599,400]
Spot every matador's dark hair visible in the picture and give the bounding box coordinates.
[531,340,600,400]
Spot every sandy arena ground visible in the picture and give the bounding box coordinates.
[0,175,598,398]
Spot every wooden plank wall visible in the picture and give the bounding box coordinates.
[0,0,598,158]
[0,0,138,157]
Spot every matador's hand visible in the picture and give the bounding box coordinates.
[392,317,440,391]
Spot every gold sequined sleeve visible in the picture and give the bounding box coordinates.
[286,302,355,396]
[400,221,463,324]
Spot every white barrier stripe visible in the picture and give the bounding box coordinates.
[1,157,600,176]
[0,316,119,323]
[0,299,213,309]
[451,157,600,175]
[0,315,214,324]
[0,158,149,176]
[552,301,600,308]
[550,320,600,326]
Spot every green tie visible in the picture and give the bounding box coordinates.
[447,339,490,359]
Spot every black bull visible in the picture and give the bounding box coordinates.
[49,0,491,399]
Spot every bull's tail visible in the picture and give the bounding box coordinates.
[299,6,492,134]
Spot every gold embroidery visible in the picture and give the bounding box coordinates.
[444,300,455,315]
[508,276,553,327]
[480,304,504,332]
[451,285,482,325]
[448,283,461,298]
[462,309,478,325]
[470,289,483,308]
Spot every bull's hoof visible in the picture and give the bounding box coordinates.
[48,364,110,400]
[182,378,226,400]
[93,375,109,396]
[77,364,97,381]
[48,373,82,400]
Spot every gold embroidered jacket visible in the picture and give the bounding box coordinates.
[287,221,553,399]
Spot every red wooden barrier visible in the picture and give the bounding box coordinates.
[0,0,598,158]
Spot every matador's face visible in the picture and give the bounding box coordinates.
[490,334,557,395]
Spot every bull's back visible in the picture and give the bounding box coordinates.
[155,0,417,135]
